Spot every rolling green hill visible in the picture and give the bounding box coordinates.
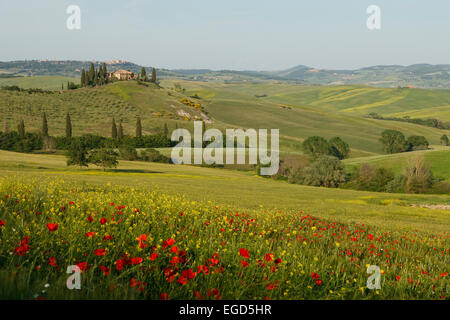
[0,76,79,90]
[1,77,449,156]
[344,146,450,182]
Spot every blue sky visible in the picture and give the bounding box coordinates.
[0,0,449,70]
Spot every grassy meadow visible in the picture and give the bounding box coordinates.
[0,77,449,300]
[0,150,449,300]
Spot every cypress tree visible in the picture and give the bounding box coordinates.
[66,113,72,139]
[141,67,147,81]
[18,120,25,138]
[151,67,156,83]
[118,120,124,140]
[42,112,49,137]
[163,123,169,138]
[111,118,117,139]
[136,116,142,137]
[88,63,95,86]
[81,69,86,87]
[103,63,108,84]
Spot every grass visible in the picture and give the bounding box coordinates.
[344,146,450,182]
[1,78,450,156]
[0,150,449,300]
[0,76,79,90]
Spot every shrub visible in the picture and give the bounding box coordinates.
[405,156,434,193]
[385,174,407,193]
[119,145,138,161]
[89,148,119,171]
[140,148,170,163]
[329,137,350,160]
[301,156,346,188]
[66,138,89,168]
[349,164,395,192]
[407,136,429,151]
[440,134,449,146]
[380,130,409,154]
[302,136,330,159]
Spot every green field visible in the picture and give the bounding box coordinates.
[1,150,449,233]
[1,77,450,157]
[0,76,79,90]
[344,146,450,182]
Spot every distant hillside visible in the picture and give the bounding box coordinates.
[1,60,450,88]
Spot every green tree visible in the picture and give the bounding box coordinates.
[111,118,118,139]
[66,138,89,169]
[136,116,142,138]
[17,119,25,138]
[302,136,330,159]
[151,67,156,83]
[329,137,350,160]
[118,121,124,140]
[88,63,95,86]
[405,155,434,193]
[89,148,119,171]
[440,134,449,146]
[141,67,148,82]
[42,112,49,137]
[407,135,429,151]
[65,113,72,140]
[302,155,346,188]
[81,69,86,87]
[163,123,169,138]
[380,130,409,154]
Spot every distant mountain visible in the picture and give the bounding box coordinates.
[1,60,450,88]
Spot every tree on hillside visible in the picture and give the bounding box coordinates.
[151,67,156,83]
[302,136,330,159]
[89,148,119,171]
[329,137,350,160]
[141,67,148,82]
[441,134,449,146]
[301,155,346,188]
[66,138,89,169]
[111,118,118,139]
[81,69,86,87]
[17,120,25,138]
[42,113,49,137]
[407,135,429,151]
[405,155,434,193]
[163,123,169,138]
[118,120,124,140]
[380,130,409,154]
[136,116,142,138]
[66,113,72,139]
[88,63,95,86]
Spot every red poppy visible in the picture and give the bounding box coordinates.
[137,234,148,248]
[100,217,107,225]
[47,223,58,232]
[103,235,113,242]
[315,279,323,286]
[0,220,5,227]
[94,248,107,256]
[177,276,187,285]
[274,258,282,264]
[240,260,249,268]
[49,256,57,267]
[99,266,110,276]
[76,261,89,271]
[182,269,196,280]
[131,257,143,265]
[264,253,273,262]
[311,272,320,279]
[170,246,178,253]
[163,238,176,249]
[239,248,250,259]
[150,252,158,261]
[14,236,30,256]
[85,232,95,238]
[116,259,124,271]
[88,215,93,223]
[160,293,169,300]
[68,201,75,205]
[395,276,401,281]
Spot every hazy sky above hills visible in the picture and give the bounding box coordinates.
[0,0,449,70]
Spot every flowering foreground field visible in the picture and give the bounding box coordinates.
[0,177,448,300]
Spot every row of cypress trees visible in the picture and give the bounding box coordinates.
[80,63,109,87]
